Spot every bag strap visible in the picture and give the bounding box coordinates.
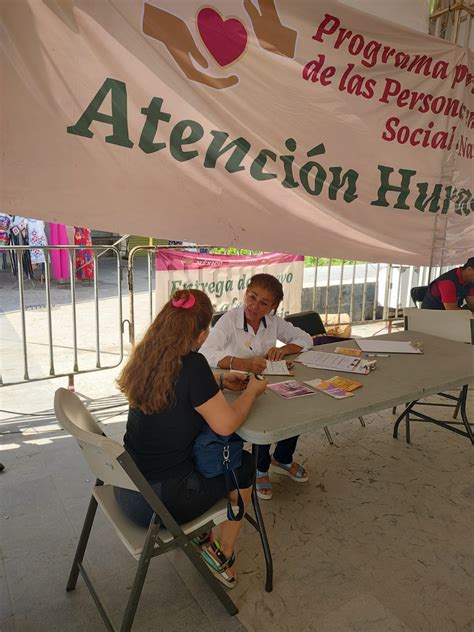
[223,446,244,521]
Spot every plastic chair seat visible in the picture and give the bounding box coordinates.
[93,486,229,559]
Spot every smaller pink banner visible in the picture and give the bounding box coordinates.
[155,249,303,272]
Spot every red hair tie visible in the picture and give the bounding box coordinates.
[171,294,195,309]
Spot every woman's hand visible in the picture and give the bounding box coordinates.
[222,372,247,391]
[246,374,267,396]
[266,346,286,361]
[246,356,267,374]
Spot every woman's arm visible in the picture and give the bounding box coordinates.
[217,354,267,373]
[201,314,267,373]
[266,343,303,361]
[212,371,247,391]
[195,375,267,436]
[199,322,230,368]
[266,317,312,360]
[277,318,313,349]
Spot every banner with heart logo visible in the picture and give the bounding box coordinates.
[1,0,472,265]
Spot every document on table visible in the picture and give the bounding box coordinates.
[356,340,423,354]
[296,350,371,375]
[263,360,292,376]
[267,380,316,399]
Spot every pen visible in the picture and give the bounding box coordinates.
[367,353,390,357]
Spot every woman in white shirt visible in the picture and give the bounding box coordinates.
[200,274,313,500]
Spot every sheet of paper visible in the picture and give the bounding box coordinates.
[356,340,423,354]
[296,350,371,375]
[263,360,291,375]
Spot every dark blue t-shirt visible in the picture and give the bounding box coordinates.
[123,352,219,481]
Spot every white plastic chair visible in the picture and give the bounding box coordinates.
[54,388,238,631]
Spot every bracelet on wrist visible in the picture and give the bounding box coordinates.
[229,356,234,371]
[219,373,224,391]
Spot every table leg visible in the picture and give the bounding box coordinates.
[251,444,273,592]
[459,385,474,445]
[393,401,417,440]
[393,386,473,444]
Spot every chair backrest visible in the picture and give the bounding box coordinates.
[54,388,137,491]
[211,311,225,327]
[410,285,428,307]
[404,307,473,343]
[285,310,326,336]
[55,389,105,436]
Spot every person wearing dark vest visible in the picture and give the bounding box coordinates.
[421,257,474,310]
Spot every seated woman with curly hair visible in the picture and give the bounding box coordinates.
[115,289,267,588]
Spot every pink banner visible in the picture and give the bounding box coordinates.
[155,249,305,314]
[155,249,303,271]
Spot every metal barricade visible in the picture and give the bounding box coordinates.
[1,241,456,388]
[304,260,453,327]
[0,245,123,387]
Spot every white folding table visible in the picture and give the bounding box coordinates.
[231,331,474,591]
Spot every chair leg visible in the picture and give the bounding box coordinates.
[358,416,366,427]
[120,545,155,632]
[323,426,334,445]
[66,494,99,591]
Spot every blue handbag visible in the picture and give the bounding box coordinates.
[192,425,244,521]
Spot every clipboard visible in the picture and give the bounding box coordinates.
[355,340,424,354]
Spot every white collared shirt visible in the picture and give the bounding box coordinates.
[200,305,313,368]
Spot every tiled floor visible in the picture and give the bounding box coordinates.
[1,368,472,631]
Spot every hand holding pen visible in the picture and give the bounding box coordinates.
[247,343,267,374]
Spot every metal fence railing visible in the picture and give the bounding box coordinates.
[303,260,451,325]
[128,247,454,341]
[1,241,456,388]
[1,245,124,387]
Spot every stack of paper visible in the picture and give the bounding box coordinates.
[267,380,317,399]
[305,378,354,399]
[327,376,363,391]
[263,360,291,376]
[296,350,372,375]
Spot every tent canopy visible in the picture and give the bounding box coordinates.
[1,0,472,264]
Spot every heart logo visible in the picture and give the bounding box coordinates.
[197,8,247,67]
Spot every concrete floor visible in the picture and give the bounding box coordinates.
[1,262,473,631]
[1,366,473,632]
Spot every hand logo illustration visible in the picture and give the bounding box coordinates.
[243,0,297,59]
[142,0,297,89]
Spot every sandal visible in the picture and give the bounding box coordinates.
[271,458,309,482]
[256,470,273,500]
[201,539,236,589]
[192,530,212,549]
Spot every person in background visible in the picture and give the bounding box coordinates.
[115,289,267,588]
[200,273,313,501]
[74,227,94,281]
[421,257,474,311]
